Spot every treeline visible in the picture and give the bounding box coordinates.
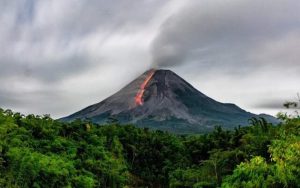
[0,108,299,188]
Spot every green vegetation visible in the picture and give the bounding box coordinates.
[0,108,299,187]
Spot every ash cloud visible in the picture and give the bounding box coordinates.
[151,0,300,70]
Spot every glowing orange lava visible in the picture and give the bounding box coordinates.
[135,69,156,106]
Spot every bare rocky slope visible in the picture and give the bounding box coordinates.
[61,69,278,133]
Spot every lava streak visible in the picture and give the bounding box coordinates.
[135,69,156,106]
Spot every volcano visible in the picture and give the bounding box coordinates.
[61,69,277,133]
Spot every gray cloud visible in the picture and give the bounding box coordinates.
[253,93,300,109]
[0,0,168,117]
[255,99,290,109]
[0,0,299,118]
[0,0,164,83]
[151,0,300,71]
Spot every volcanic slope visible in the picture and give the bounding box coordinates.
[61,69,278,133]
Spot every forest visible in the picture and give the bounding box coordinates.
[0,108,299,188]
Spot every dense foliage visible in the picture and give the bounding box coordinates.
[0,108,299,187]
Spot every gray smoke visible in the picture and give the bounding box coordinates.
[151,0,300,70]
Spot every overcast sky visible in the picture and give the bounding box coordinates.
[1,0,299,118]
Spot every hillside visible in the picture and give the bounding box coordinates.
[61,69,278,133]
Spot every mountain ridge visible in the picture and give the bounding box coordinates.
[61,69,278,133]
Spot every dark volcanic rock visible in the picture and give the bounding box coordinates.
[61,69,278,133]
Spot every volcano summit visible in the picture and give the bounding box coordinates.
[61,69,277,133]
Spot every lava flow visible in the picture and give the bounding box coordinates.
[135,69,156,106]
